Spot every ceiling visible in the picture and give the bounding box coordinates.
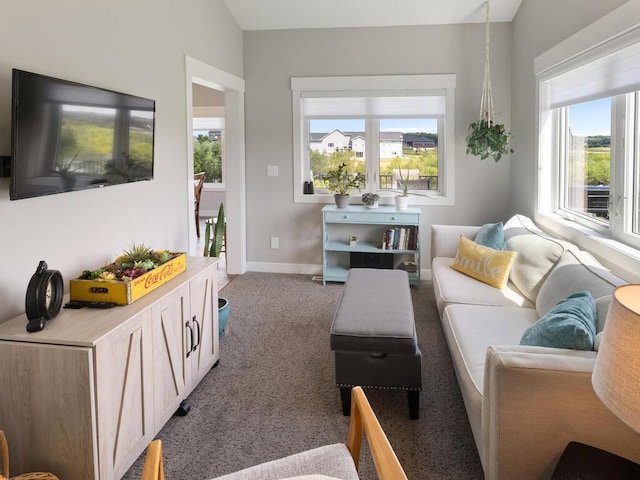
[222,0,524,31]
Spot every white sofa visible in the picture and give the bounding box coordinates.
[431,214,640,480]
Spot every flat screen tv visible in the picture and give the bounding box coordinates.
[10,69,155,200]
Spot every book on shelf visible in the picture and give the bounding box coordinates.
[381,225,419,250]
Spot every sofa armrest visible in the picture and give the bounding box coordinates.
[430,224,481,260]
[482,345,640,480]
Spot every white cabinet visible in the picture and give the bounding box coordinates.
[188,267,220,385]
[95,308,154,479]
[322,205,421,286]
[0,257,218,480]
[152,266,219,430]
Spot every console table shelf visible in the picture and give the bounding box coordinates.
[322,205,421,286]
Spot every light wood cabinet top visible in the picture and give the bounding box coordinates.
[0,256,218,347]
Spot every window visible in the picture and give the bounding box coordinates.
[537,27,640,250]
[561,97,612,225]
[292,75,455,205]
[192,118,225,186]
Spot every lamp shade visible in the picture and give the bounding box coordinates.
[593,284,640,433]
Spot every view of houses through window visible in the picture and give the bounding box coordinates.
[309,118,439,194]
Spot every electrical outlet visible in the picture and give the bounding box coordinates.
[270,237,279,249]
[267,165,279,177]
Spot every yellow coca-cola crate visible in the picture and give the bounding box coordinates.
[70,253,187,305]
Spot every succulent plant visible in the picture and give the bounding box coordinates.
[119,242,155,264]
[78,243,181,282]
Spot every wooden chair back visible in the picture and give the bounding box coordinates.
[193,172,206,237]
[141,440,164,480]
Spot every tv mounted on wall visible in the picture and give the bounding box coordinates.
[10,69,155,200]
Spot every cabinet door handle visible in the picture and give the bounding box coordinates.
[342,215,349,219]
[391,216,396,220]
[192,316,201,352]
[185,321,194,358]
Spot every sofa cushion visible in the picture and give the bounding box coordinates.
[595,295,612,333]
[535,250,626,317]
[593,295,612,352]
[441,304,540,450]
[520,291,597,350]
[503,214,568,303]
[432,257,534,313]
[474,222,504,250]
[451,236,517,289]
[443,305,540,396]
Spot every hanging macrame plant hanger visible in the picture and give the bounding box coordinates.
[466,1,513,162]
[480,1,494,126]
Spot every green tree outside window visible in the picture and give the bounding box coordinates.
[194,134,222,183]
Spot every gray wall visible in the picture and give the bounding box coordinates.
[509,0,629,217]
[243,23,513,273]
[0,0,243,321]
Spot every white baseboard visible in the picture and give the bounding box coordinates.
[245,262,432,281]
[246,262,322,275]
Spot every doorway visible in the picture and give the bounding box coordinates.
[185,56,246,278]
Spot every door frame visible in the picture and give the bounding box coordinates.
[185,55,246,275]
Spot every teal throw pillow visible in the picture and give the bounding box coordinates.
[520,291,597,350]
[474,222,504,250]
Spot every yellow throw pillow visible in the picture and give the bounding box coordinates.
[451,235,517,289]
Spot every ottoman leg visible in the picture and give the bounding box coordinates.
[408,390,420,420]
[340,387,352,416]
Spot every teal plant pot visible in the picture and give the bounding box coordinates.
[218,297,230,336]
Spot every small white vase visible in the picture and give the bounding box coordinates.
[395,195,409,210]
[365,202,378,209]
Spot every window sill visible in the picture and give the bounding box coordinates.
[294,192,454,206]
[535,213,640,283]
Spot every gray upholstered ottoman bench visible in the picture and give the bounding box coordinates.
[330,268,422,419]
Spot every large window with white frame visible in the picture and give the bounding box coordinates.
[537,31,640,250]
[291,75,456,205]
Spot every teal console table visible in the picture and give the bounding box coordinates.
[322,205,421,286]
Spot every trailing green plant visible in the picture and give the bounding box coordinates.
[326,162,365,196]
[204,203,225,258]
[466,120,513,162]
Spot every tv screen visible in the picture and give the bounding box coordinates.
[10,69,155,200]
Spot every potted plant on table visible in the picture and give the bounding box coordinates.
[361,192,380,209]
[395,169,410,210]
[326,162,365,208]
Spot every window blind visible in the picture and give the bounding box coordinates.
[300,93,446,118]
[543,35,640,109]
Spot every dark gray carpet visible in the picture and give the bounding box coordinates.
[122,272,483,479]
